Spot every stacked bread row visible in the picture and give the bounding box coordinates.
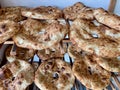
[68,2,120,90]
[0,2,120,90]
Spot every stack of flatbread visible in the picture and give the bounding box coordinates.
[0,2,120,90]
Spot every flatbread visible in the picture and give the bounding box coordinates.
[0,20,20,44]
[0,6,27,22]
[63,2,94,20]
[13,19,68,50]
[70,18,120,57]
[72,54,111,90]
[22,6,62,20]
[37,43,66,60]
[0,60,34,90]
[94,8,120,31]
[93,55,120,72]
[34,58,75,90]
[5,45,35,62]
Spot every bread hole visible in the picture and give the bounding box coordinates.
[0,24,6,32]
[88,66,92,75]
[61,67,65,71]
[49,8,53,12]
[51,50,55,53]
[12,77,15,81]
[44,35,50,41]
[47,61,53,65]
[45,65,49,70]
[45,61,53,70]
[101,78,107,82]
[57,70,60,73]
[79,51,83,54]
[0,24,6,34]
[53,72,59,79]
[66,73,71,78]
[1,24,6,29]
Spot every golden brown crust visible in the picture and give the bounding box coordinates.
[98,25,120,42]
[72,18,120,42]
[0,60,34,90]
[68,45,120,72]
[13,19,68,50]
[0,20,20,44]
[34,58,75,90]
[63,2,94,20]
[72,54,111,90]
[0,6,27,22]
[93,8,120,31]
[5,45,35,62]
[63,2,85,20]
[70,18,120,58]
[77,7,94,20]
[93,55,120,72]
[68,44,82,59]
[37,43,66,60]
[22,6,63,20]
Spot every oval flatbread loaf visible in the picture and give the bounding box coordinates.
[63,2,94,20]
[71,18,120,42]
[68,44,111,89]
[0,60,34,90]
[22,6,62,20]
[69,45,120,72]
[34,58,75,90]
[37,43,66,60]
[72,54,111,90]
[0,20,20,44]
[5,45,35,62]
[13,19,68,50]
[93,8,120,31]
[0,6,27,22]
[70,18,120,57]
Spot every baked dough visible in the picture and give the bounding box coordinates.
[5,45,35,62]
[68,44,82,59]
[72,18,120,42]
[22,6,62,20]
[0,6,27,22]
[63,2,94,20]
[69,44,120,72]
[0,20,20,44]
[0,60,34,90]
[37,43,66,60]
[70,18,120,57]
[93,8,120,31]
[72,54,111,90]
[13,19,68,50]
[93,55,120,72]
[34,58,75,90]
